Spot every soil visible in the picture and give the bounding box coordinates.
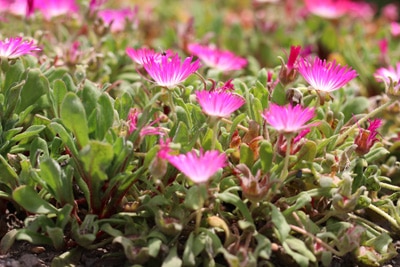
[0,241,127,267]
[1,240,399,267]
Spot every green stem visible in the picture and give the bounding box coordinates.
[290,225,343,256]
[195,208,202,234]
[280,135,293,181]
[368,203,400,231]
[211,118,220,150]
[347,213,388,234]
[335,99,395,146]
[221,117,249,132]
[168,89,177,121]
[379,182,400,191]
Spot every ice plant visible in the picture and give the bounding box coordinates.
[195,90,245,118]
[188,43,247,72]
[97,7,138,33]
[89,0,107,13]
[7,0,34,17]
[277,129,310,156]
[391,22,400,37]
[0,37,40,59]
[279,45,301,85]
[382,3,398,22]
[34,0,78,20]
[374,63,400,84]
[354,119,382,155]
[235,164,271,203]
[142,53,200,88]
[297,57,357,92]
[126,47,173,65]
[161,148,227,184]
[262,103,317,134]
[127,108,165,137]
[304,0,351,19]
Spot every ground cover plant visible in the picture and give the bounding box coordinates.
[0,0,400,266]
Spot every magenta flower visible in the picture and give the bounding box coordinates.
[276,129,310,157]
[126,47,173,65]
[297,57,357,92]
[354,119,382,155]
[188,43,247,72]
[304,0,347,19]
[142,53,200,88]
[262,104,318,134]
[287,45,301,72]
[0,0,9,13]
[304,0,351,19]
[374,63,400,84]
[6,0,34,17]
[127,108,165,137]
[382,3,398,22]
[304,0,373,20]
[196,90,245,118]
[0,37,41,59]
[163,149,227,184]
[89,0,107,12]
[279,45,302,85]
[391,22,400,37]
[98,7,138,33]
[34,0,78,20]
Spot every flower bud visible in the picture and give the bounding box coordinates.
[235,164,270,203]
[354,119,382,155]
[278,45,301,86]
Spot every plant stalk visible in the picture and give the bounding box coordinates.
[335,99,395,146]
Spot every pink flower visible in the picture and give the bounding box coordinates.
[262,104,318,134]
[378,39,388,57]
[6,0,34,17]
[347,2,374,20]
[374,63,400,84]
[0,37,41,59]
[34,0,78,20]
[127,108,165,137]
[0,0,10,13]
[382,3,398,22]
[304,0,373,20]
[279,45,301,85]
[188,43,247,72]
[354,119,381,155]
[277,129,310,156]
[287,46,301,71]
[89,0,107,12]
[391,22,400,37]
[196,89,245,118]
[163,149,227,184]
[126,47,173,65]
[297,57,357,92]
[142,53,200,88]
[97,7,138,33]
[304,0,350,19]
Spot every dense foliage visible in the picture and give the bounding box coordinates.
[0,0,400,266]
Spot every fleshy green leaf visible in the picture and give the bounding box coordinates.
[270,204,290,241]
[52,79,68,117]
[11,125,46,142]
[60,92,89,148]
[13,185,58,214]
[162,245,182,267]
[16,68,49,113]
[259,140,273,173]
